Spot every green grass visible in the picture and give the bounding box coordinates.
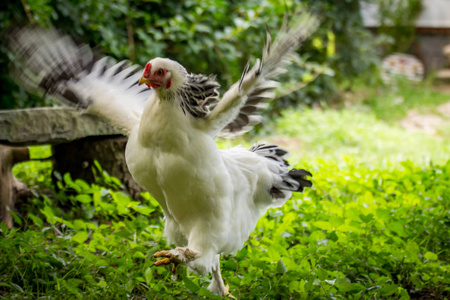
[355,81,450,123]
[2,84,450,299]
[271,108,450,166]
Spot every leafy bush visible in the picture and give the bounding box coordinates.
[2,153,449,299]
[1,0,383,110]
[376,0,422,53]
[228,158,449,299]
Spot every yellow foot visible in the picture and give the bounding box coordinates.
[151,251,180,272]
[152,251,180,280]
[151,247,200,272]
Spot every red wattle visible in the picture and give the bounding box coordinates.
[166,78,171,89]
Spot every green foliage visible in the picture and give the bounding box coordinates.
[376,0,422,53]
[3,88,450,297]
[1,0,386,110]
[304,0,381,83]
[13,145,53,189]
[2,165,172,298]
[2,153,449,298]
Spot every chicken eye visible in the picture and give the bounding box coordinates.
[157,69,164,76]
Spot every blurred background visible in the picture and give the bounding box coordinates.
[0,0,448,110]
[2,0,449,168]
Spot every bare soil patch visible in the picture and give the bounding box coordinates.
[400,100,450,135]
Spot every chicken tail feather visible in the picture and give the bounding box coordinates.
[249,143,312,199]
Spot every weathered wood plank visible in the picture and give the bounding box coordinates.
[0,107,122,146]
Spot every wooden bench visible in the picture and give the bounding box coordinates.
[0,107,142,228]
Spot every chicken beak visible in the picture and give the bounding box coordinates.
[138,77,151,86]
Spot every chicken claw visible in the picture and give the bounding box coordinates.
[151,247,200,272]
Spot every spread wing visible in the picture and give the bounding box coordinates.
[206,13,319,138]
[9,27,151,136]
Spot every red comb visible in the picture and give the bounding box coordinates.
[143,63,152,77]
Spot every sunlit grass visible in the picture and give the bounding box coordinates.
[272,108,450,166]
[355,81,450,123]
[13,145,52,189]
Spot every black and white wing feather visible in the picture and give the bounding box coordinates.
[178,74,220,118]
[217,82,276,138]
[207,13,319,138]
[9,27,151,135]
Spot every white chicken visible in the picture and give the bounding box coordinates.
[10,13,316,296]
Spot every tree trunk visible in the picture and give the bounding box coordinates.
[52,136,144,198]
[0,145,30,228]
